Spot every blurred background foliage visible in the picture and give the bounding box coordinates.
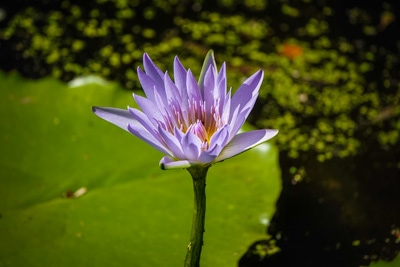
[1,0,399,163]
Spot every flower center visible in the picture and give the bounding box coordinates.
[166,98,224,147]
[188,120,209,150]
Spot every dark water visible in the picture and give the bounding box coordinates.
[239,145,400,267]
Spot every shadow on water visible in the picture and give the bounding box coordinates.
[239,143,400,266]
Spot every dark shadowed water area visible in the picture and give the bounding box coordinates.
[239,144,400,266]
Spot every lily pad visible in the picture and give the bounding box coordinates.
[0,72,281,266]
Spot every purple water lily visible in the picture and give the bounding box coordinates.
[93,50,278,169]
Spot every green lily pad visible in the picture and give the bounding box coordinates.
[0,72,281,266]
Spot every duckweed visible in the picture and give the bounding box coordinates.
[1,0,399,161]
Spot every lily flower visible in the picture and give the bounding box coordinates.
[93,51,278,169]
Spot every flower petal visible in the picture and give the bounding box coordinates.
[198,50,217,96]
[227,103,241,139]
[215,129,278,162]
[164,71,182,103]
[173,56,187,94]
[137,68,157,102]
[173,57,190,114]
[208,124,230,153]
[186,69,202,101]
[221,89,232,123]
[133,93,164,123]
[216,62,227,98]
[93,51,278,171]
[230,70,264,117]
[143,53,164,87]
[229,107,251,139]
[181,131,202,161]
[128,107,167,145]
[203,65,217,128]
[199,125,229,163]
[157,126,185,159]
[92,106,138,131]
[160,156,192,170]
[127,123,172,156]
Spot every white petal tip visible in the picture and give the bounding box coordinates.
[160,157,192,170]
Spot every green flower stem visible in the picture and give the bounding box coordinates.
[184,166,209,267]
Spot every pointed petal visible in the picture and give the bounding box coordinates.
[221,89,232,123]
[153,86,169,112]
[160,156,192,170]
[157,126,185,159]
[215,129,278,162]
[137,67,156,102]
[229,107,251,139]
[208,124,230,153]
[216,62,227,97]
[215,62,227,111]
[143,53,164,86]
[127,123,172,156]
[92,106,138,131]
[128,107,162,141]
[203,64,216,97]
[173,57,189,113]
[203,65,217,129]
[199,125,229,163]
[198,50,217,96]
[230,70,264,117]
[164,71,181,102]
[181,131,202,161]
[173,56,187,93]
[186,69,202,101]
[133,93,163,123]
[227,103,241,139]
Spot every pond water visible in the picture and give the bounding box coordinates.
[239,144,400,266]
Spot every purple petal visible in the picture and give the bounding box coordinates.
[227,104,241,139]
[173,56,187,93]
[164,71,181,103]
[173,57,189,113]
[203,65,216,98]
[127,123,172,156]
[153,86,169,112]
[216,62,227,98]
[203,65,217,129]
[215,129,278,162]
[160,156,192,170]
[137,68,157,102]
[240,93,259,120]
[157,126,185,159]
[181,131,202,161]
[92,106,138,131]
[208,125,230,153]
[221,90,232,123]
[173,127,185,142]
[133,93,163,123]
[143,53,164,87]
[128,107,162,142]
[229,107,251,139]
[199,125,229,163]
[198,50,217,96]
[198,152,216,164]
[230,70,264,117]
[186,69,202,101]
